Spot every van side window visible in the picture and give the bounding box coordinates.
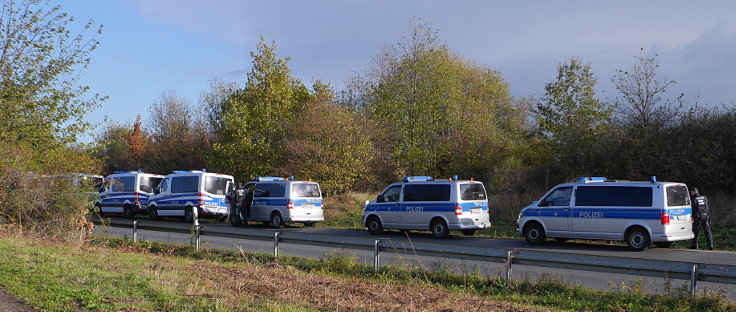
[380,185,402,202]
[254,183,285,198]
[171,176,199,194]
[110,177,135,192]
[541,187,572,206]
[403,184,451,201]
[576,186,652,207]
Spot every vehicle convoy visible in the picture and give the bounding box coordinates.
[147,170,234,222]
[97,171,164,218]
[517,177,694,251]
[228,177,324,228]
[362,176,491,238]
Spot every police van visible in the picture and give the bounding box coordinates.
[362,176,491,238]
[147,170,234,222]
[517,177,694,251]
[229,177,324,228]
[97,171,164,218]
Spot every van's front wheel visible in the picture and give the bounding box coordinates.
[184,206,194,223]
[366,216,383,235]
[124,204,134,218]
[626,227,650,251]
[523,222,546,245]
[148,206,159,220]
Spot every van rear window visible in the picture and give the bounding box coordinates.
[139,177,162,193]
[666,185,690,206]
[460,183,487,201]
[205,176,231,195]
[292,183,321,198]
[110,177,135,192]
[403,184,451,202]
[575,186,652,207]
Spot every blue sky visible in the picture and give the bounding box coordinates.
[59,1,736,141]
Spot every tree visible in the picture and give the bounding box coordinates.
[612,53,683,130]
[147,91,211,173]
[350,18,531,181]
[277,81,373,194]
[209,37,308,182]
[0,0,105,147]
[535,58,611,175]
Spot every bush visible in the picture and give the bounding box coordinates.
[0,141,100,240]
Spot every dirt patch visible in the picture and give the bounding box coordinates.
[171,260,552,312]
[0,286,31,312]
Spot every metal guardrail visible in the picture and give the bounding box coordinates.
[98,218,736,297]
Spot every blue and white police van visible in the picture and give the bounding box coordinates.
[230,177,324,228]
[362,176,491,238]
[97,171,164,218]
[146,170,234,222]
[517,177,694,251]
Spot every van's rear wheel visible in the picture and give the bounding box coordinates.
[523,222,546,245]
[148,206,159,220]
[366,216,383,235]
[430,219,449,239]
[626,227,650,251]
[184,206,194,223]
[124,204,134,218]
[270,212,283,229]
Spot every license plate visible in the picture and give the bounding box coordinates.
[471,208,481,214]
[302,203,315,209]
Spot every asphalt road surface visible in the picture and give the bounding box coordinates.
[95,216,736,300]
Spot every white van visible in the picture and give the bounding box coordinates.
[230,177,324,228]
[97,171,164,218]
[517,177,694,251]
[362,176,491,238]
[147,170,234,222]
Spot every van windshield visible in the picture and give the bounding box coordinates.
[460,183,487,201]
[666,185,690,206]
[139,176,162,193]
[205,176,231,195]
[292,183,321,198]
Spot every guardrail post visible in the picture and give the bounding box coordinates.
[504,249,518,281]
[133,220,138,243]
[273,232,281,257]
[690,264,698,299]
[195,225,201,252]
[373,239,382,271]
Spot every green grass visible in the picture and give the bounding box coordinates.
[1,235,734,311]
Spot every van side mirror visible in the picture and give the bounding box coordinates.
[376,195,384,203]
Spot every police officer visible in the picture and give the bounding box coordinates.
[227,183,245,226]
[689,187,714,250]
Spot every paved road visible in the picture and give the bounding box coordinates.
[96,217,736,300]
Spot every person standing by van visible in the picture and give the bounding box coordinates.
[690,187,714,250]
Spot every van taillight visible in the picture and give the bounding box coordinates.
[288,201,294,209]
[661,212,670,225]
[134,192,140,204]
[455,206,462,215]
[198,192,204,206]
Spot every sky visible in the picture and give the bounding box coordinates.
[57,1,736,142]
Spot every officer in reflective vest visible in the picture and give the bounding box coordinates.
[689,187,714,250]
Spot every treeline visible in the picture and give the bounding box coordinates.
[96,20,736,202]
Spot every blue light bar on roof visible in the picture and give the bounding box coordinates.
[577,177,606,183]
[403,176,434,182]
[650,176,657,183]
[256,177,286,181]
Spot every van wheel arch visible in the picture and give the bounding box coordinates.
[366,215,383,235]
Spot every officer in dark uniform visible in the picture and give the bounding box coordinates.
[227,183,246,226]
[689,187,714,250]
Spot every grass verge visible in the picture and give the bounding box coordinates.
[0,233,733,312]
